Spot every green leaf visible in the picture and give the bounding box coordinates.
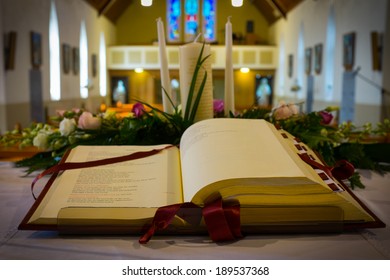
[189,70,208,123]
[162,86,176,109]
[348,172,366,189]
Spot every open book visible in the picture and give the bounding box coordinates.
[19,118,385,235]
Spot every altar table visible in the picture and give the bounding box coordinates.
[0,161,389,260]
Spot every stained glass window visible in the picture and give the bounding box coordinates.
[167,0,216,43]
[184,0,199,41]
[167,0,181,42]
[202,0,216,42]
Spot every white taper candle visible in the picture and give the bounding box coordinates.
[224,16,235,116]
[156,18,173,113]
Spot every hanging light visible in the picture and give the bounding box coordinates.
[141,0,153,7]
[232,0,243,7]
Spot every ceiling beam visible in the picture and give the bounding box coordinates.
[270,0,287,18]
[98,0,115,16]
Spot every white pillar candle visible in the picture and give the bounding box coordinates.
[156,18,173,113]
[179,39,213,122]
[224,16,235,115]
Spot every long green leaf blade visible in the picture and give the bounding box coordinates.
[189,71,208,123]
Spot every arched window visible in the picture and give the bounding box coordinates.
[324,4,336,101]
[277,34,285,97]
[296,22,305,100]
[49,0,60,101]
[99,32,107,97]
[79,20,88,99]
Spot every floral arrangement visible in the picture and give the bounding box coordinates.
[1,43,389,188]
[1,99,389,189]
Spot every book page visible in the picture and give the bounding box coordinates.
[32,145,182,221]
[179,119,327,204]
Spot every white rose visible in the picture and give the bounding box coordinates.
[59,118,76,136]
[33,132,49,149]
[273,101,299,120]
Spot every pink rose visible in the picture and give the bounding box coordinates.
[288,103,299,115]
[56,110,66,117]
[319,111,333,125]
[78,112,101,130]
[132,103,145,118]
[213,99,224,114]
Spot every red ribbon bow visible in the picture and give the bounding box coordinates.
[299,153,355,182]
[139,198,242,244]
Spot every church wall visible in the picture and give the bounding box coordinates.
[269,0,388,126]
[382,0,390,120]
[0,0,116,132]
[0,0,6,132]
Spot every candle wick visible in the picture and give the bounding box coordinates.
[228,16,232,22]
[156,17,161,22]
[193,33,202,43]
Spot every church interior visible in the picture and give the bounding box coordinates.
[0,0,390,262]
[0,0,389,133]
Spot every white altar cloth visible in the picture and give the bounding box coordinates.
[0,161,389,260]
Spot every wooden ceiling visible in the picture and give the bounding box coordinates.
[84,0,133,23]
[252,0,303,23]
[84,0,303,24]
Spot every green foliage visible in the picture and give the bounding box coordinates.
[118,111,183,145]
[334,143,390,176]
[239,107,272,120]
[348,172,366,189]
[15,151,62,175]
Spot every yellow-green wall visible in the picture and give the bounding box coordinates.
[116,0,270,45]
